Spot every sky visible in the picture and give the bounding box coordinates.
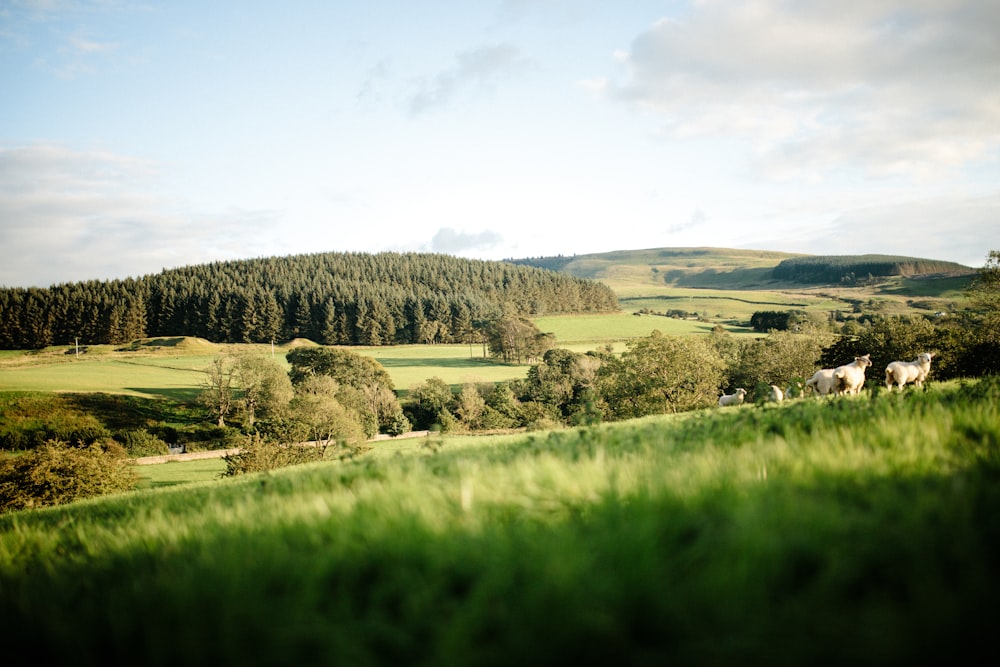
[2,0,998,288]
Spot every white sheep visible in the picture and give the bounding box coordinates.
[767,384,784,403]
[718,387,747,407]
[885,352,934,391]
[804,368,837,396]
[834,354,873,395]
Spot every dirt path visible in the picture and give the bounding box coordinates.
[134,430,432,465]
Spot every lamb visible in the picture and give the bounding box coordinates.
[767,384,784,403]
[833,354,873,395]
[718,388,747,407]
[804,368,837,396]
[885,352,934,391]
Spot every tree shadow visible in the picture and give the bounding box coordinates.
[127,387,203,402]
[374,357,507,369]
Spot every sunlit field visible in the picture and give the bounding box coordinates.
[0,340,530,399]
[3,378,997,664]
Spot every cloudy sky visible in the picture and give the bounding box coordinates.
[2,0,998,287]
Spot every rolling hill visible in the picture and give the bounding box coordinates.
[509,247,975,289]
[509,247,978,324]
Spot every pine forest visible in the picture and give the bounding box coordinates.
[0,252,620,350]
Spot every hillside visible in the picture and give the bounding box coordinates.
[509,247,978,325]
[510,247,974,289]
[3,377,998,664]
[0,252,619,350]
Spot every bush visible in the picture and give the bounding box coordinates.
[115,429,170,458]
[0,440,139,513]
[221,434,327,476]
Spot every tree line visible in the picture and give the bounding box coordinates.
[771,254,973,284]
[410,252,1000,431]
[0,252,619,349]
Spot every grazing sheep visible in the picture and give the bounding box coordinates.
[834,354,873,395]
[804,368,837,396]
[718,388,747,407]
[885,352,934,391]
[767,384,784,403]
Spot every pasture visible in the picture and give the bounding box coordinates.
[572,246,974,322]
[0,339,532,399]
[0,309,758,400]
[2,378,998,664]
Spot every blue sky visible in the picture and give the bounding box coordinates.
[2,0,998,287]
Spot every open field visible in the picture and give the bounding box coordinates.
[3,378,997,664]
[2,247,994,662]
[559,247,975,322]
[0,313,756,400]
[532,312,750,345]
[0,339,533,399]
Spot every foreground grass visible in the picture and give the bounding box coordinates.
[1,379,998,665]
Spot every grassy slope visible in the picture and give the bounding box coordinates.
[2,378,998,664]
[0,339,532,399]
[548,246,975,322]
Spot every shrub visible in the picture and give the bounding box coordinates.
[0,440,138,513]
[221,434,327,476]
[115,429,170,458]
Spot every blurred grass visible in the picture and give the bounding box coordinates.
[2,377,997,664]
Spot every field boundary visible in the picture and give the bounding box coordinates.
[133,430,432,465]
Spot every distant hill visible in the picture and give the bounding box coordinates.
[0,252,619,350]
[509,247,975,289]
[770,254,975,284]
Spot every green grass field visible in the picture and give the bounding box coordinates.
[0,340,532,399]
[0,309,759,400]
[3,378,998,664]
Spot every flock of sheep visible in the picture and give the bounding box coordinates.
[718,352,935,407]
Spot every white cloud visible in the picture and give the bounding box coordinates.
[595,0,1000,180]
[0,144,284,287]
[66,33,117,54]
[746,194,1000,268]
[408,43,533,116]
[429,227,503,254]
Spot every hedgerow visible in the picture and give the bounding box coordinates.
[0,440,138,513]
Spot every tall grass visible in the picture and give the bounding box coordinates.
[1,379,998,665]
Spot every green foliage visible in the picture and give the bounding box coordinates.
[221,433,327,476]
[404,377,456,431]
[0,440,138,513]
[820,315,939,377]
[286,347,402,436]
[230,351,294,430]
[723,330,828,399]
[597,331,726,418]
[772,253,972,284]
[0,391,228,454]
[520,348,604,423]
[749,309,809,332]
[484,316,555,364]
[287,346,395,390]
[2,379,998,663]
[0,252,619,349]
[0,393,113,451]
[115,428,169,457]
[198,355,235,427]
[286,376,369,444]
[384,407,412,437]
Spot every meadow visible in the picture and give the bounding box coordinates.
[0,309,751,400]
[2,378,997,664]
[2,248,992,663]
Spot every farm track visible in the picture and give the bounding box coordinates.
[134,430,432,465]
[621,294,810,307]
